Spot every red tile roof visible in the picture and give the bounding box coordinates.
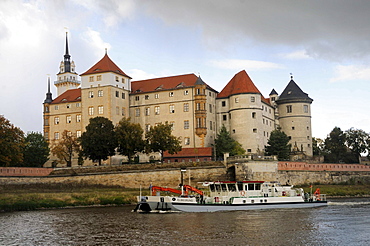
[51,88,81,104]
[217,70,262,98]
[163,147,212,158]
[131,74,217,94]
[80,54,131,78]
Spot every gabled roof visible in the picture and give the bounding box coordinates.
[51,88,81,104]
[80,53,131,78]
[131,74,217,94]
[276,78,313,104]
[217,70,262,98]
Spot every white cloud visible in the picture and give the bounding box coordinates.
[81,28,111,58]
[209,59,284,71]
[330,65,370,82]
[280,50,312,60]
[129,69,160,81]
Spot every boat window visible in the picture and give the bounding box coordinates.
[228,183,236,192]
[237,183,243,191]
[255,184,261,190]
[210,184,215,192]
[248,184,255,190]
[215,184,221,192]
[221,184,227,191]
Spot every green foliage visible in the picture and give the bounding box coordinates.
[22,132,49,167]
[115,117,145,163]
[0,115,25,166]
[312,137,324,156]
[324,127,349,163]
[51,130,80,167]
[265,128,291,160]
[80,117,117,165]
[145,122,182,162]
[215,125,246,158]
[345,128,370,162]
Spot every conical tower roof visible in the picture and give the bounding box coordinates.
[276,78,313,104]
[217,70,262,98]
[80,53,131,78]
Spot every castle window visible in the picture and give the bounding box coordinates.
[116,91,119,97]
[115,76,119,82]
[184,90,189,95]
[76,103,80,107]
[169,105,175,113]
[135,96,139,101]
[66,115,72,123]
[145,107,150,116]
[210,121,212,130]
[145,124,151,133]
[223,115,227,121]
[89,76,94,82]
[287,105,292,113]
[122,93,125,99]
[196,88,200,95]
[76,130,81,138]
[235,97,239,103]
[122,78,125,83]
[55,105,59,110]
[97,75,101,81]
[76,114,81,122]
[54,117,59,125]
[222,101,226,107]
[88,107,94,116]
[155,94,159,99]
[122,107,125,116]
[54,132,59,140]
[145,95,149,100]
[196,103,201,110]
[253,128,257,133]
[98,106,104,115]
[184,137,190,145]
[169,92,174,97]
[184,120,189,129]
[292,127,295,130]
[271,97,275,102]
[155,106,160,115]
[66,104,70,109]
[196,118,201,128]
[251,96,255,103]
[304,105,309,113]
[135,108,140,117]
[88,91,94,98]
[98,90,103,97]
[209,104,212,113]
[183,103,189,112]
[170,122,174,131]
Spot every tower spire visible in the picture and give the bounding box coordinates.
[64,32,71,72]
[44,76,53,103]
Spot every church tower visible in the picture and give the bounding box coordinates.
[275,76,313,157]
[43,77,53,141]
[55,32,80,96]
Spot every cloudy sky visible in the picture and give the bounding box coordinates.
[1,0,370,139]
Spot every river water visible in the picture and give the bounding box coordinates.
[0,198,369,246]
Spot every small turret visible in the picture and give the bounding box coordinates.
[44,77,53,104]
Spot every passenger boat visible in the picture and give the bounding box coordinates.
[133,181,327,213]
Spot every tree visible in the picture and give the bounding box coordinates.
[22,132,49,167]
[115,117,145,163]
[145,122,182,162]
[312,137,324,156]
[265,127,291,160]
[80,117,117,165]
[345,128,370,163]
[0,115,24,167]
[50,130,80,167]
[324,127,347,163]
[214,125,246,159]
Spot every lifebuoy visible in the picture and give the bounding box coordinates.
[240,190,246,196]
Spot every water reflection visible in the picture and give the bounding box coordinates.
[1,199,370,245]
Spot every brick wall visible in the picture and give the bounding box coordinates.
[0,167,54,177]
[278,162,370,172]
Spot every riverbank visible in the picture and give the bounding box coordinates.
[1,183,370,212]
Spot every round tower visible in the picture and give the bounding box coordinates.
[275,76,313,157]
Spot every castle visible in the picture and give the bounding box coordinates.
[43,34,313,166]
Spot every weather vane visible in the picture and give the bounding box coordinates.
[290,73,293,80]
